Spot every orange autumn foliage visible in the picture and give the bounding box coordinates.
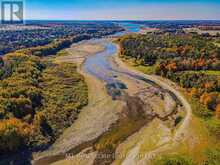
[200,93,213,107]
[0,118,33,152]
[204,82,215,91]
[197,58,206,67]
[215,104,220,119]
[166,62,177,71]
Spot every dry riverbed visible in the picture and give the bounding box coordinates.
[33,41,125,165]
[33,39,190,165]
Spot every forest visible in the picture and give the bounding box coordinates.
[0,52,88,155]
[119,33,220,164]
[119,33,220,136]
[0,21,125,161]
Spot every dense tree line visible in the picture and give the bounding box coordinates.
[119,33,220,66]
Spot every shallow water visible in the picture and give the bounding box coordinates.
[83,40,118,83]
[83,23,143,84]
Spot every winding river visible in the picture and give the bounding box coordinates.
[84,23,143,83]
[83,24,181,105]
[33,23,192,165]
[82,22,191,165]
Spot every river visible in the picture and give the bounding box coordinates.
[83,22,143,84]
[33,22,191,165]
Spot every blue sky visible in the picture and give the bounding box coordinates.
[25,0,220,20]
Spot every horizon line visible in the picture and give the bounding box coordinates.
[24,19,220,21]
